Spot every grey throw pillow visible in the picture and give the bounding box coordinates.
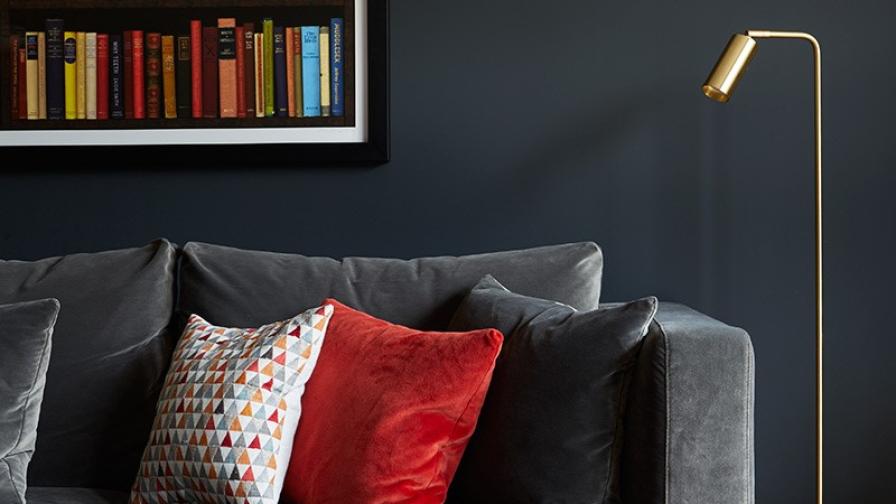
[0,299,59,504]
[446,276,657,504]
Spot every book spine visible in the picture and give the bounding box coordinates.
[85,32,97,120]
[132,30,145,119]
[285,27,295,117]
[263,18,274,117]
[96,34,109,119]
[176,36,191,118]
[75,32,86,119]
[301,27,320,117]
[26,32,39,120]
[236,26,246,118]
[254,33,264,118]
[330,18,344,117]
[319,27,330,117]
[9,35,19,120]
[273,27,287,118]
[110,35,124,119]
[18,47,26,119]
[46,20,65,119]
[202,26,218,119]
[190,20,203,118]
[162,35,176,119]
[293,28,302,117]
[145,32,161,119]
[123,30,134,118]
[217,18,237,119]
[63,31,76,119]
[38,32,47,119]
[243,23,255,117]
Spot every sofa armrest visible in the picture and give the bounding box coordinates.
[618,303,754,504]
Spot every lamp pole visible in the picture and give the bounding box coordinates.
[701,30,823,504]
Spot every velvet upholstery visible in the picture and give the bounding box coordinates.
[26,487,129,504]
[281,299,503,504]
[0,299,59,504]
[177,241,603,330]
[446,276,658,504]
[0,240,178,490]
[619,303,755,504]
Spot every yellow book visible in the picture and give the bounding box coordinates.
[63,32,76,119]
[319,27,330,117]
[75,32,86,119]
[38,32,47,119]
[161,35,177,119]
[254,33,265,118]
[85,33,97,120]
[25,32,39,119]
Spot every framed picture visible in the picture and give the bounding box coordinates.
[0,0,389,165]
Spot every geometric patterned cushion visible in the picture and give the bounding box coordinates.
[129,304,334,504]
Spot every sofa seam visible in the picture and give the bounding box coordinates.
[657,320,671,504]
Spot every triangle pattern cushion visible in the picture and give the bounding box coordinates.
[129,304,334,504]
[280,299,503,504]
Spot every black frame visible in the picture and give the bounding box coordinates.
[1,0,389,167]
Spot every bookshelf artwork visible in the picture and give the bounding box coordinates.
[0,0,386,158]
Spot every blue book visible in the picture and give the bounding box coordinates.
[273,26,288,117]
[110,34,124,119]
[301,26,320,117]
[45,19,65,119]
[330,18,344,117]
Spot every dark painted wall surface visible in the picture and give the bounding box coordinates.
[2,0,894,501]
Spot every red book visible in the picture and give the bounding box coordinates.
[10,34,19,120]
[123,30,134,118]
[243,23,255,118]
[190,20,203,118]
[235,26,246,118]
[17,48,27,120]
[145,32,161,119]
[96,34,110,119]
[201,26,218,119]
[132,30,145,119]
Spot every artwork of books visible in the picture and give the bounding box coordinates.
[3,3,355,131]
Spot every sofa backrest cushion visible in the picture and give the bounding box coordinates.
[177,241,603,330]
[0,240,177,490]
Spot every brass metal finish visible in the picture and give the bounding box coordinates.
[702,34,757,102]
[702,30,823,504]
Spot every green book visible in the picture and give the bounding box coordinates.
[263,18,274,117]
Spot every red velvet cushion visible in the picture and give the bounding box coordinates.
[281,299,503,504]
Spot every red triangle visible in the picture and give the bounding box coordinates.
[222,432,232,447]
[273,352,286,365]
[262,379,273,391]
[242,466,255,481]
[246,360,259,372]
[268,410,279,423]
[248,435,261,449]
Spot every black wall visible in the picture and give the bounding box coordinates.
[2,0,894,501]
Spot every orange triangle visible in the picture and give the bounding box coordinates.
[237,450,250,465]
[240,403,253,417]
[261,362,274,377]
[251,389,263,403]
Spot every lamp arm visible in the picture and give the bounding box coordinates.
[746,29,824,504]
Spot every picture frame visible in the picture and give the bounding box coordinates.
[0,0,390,166]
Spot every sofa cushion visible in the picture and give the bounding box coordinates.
[0,240,177,490]
[446,276,657,504]
[130,305,334,504]
[0,299,58,504]
[178,241,603,330]
[26,487,128,504]
[281,299,503,504]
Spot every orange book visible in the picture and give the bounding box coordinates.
[254,33,264,117]
[161,35,177,119]
[285,27,295,117]
[217,18,237,118]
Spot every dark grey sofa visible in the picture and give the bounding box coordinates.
[1,240,754,504]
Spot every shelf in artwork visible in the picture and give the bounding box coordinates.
[6,116,350,130]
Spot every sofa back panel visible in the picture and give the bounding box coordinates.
[178,241,603,330]
[0,240,177,490]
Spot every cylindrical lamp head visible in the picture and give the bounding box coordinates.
[702,33,757,103]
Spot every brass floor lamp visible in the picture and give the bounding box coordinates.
[701,30,823,504]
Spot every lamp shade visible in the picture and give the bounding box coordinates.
[702,33,757,102]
